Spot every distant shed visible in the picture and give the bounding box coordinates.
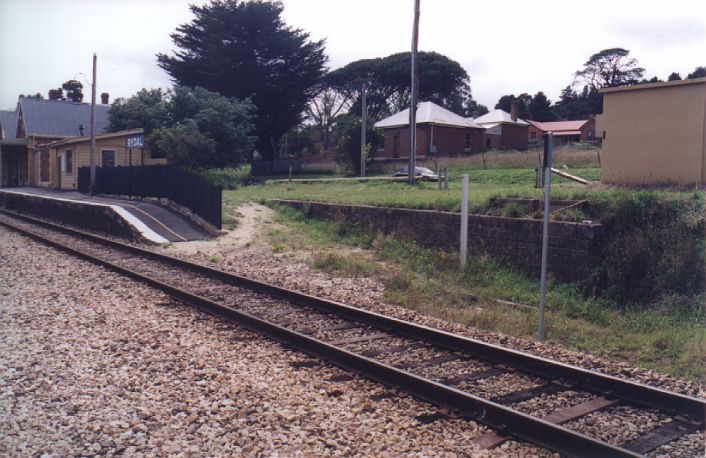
[599,77,706,186]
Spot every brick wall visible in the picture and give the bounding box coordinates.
[501,124,529,150]
[276,200,604,282]
[380,124,483,158]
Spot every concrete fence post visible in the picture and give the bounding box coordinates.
[538,132,553,341]
[460,174,469,268]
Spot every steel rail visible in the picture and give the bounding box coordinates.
[2,209,702,423]
[1,210,704,457]
[0,213,643,457]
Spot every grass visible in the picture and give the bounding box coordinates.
[223,167,603,214]
[265,206,705,382]
[212,154,704,380]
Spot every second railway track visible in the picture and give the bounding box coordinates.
[1,209,704,457]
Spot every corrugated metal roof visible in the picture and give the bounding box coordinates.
[527,119,588,132]
[18,97,110,137]
[375,101,481,129]
[0,110,18,140]
[470,109,529,126]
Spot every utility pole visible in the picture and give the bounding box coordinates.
[89,53,97,195]
[408,0,420,185]
[360,83,367,178]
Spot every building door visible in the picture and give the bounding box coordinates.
[40,149,50,182]
[393,133,400,158]
[6,150,19,187]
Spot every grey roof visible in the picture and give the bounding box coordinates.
[469,109,529,126]
[375,101,482,129]
[18,97,110,137]
[0,110,18,140]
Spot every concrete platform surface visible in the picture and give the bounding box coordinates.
[0,187,210,243]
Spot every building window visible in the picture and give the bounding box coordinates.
[464,132,471,149]
[64,150,73,174]
[531,131,537,139]
[101,150,116,167]
[587,130,594,139]
[150,147,167,159]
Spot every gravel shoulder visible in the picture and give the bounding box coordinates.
[2,226,530,457]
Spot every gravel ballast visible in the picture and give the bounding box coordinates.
[1,227,519,457]
[2,204,704,457]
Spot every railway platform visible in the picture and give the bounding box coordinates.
[0,187,211,243]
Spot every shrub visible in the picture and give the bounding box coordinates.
[333,115,382,175]
[584,191,705,306]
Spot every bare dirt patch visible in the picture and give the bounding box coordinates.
[165,203,279,257]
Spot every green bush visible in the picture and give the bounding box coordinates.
[333,115,382,175]
[585,191,704,306]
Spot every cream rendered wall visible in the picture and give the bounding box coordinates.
[602,79,706,185]
[52,136,166,190]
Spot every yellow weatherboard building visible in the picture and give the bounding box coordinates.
[600,77,706,186]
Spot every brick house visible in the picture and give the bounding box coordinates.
[0,93,112,187]
[527,117,596,144]
[374,101,484,158]
[468,104,529,151]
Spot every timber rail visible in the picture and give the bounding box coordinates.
[0,209,703,457]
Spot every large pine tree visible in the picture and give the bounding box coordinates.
[157,0,327,160]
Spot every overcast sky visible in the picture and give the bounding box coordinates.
[1,0,705,111]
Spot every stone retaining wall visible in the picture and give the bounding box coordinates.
[275,199,604,282]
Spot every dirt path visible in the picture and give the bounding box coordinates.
[165,203,277,256]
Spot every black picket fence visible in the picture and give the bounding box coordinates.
[78,165,222,229]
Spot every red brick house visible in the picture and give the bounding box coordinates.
[374,101,484,158]
[469,105,529,151]
[526,117,596,144]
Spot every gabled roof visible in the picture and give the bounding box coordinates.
[527,119,589,132]
[18,97,111,137]
[375,101,481,129]
[0,110,18,140]
[470,109,529,126]
[46,128,144,148]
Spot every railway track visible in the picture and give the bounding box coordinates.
[1,209,704,457]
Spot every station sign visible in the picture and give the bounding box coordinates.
[126,134,145,149]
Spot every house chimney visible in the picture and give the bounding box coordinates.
[48,89,61,101]
[471,110,480,119]
[510,101,518,122]
[101,92,109,105]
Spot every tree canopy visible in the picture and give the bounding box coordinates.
[325,51,474,118]
[108,86,256,168]
[494,93,531,119]
[687,66,706,79]
[527,91,556,122]
[61,80,84,102]
[157,0,327,160]
[574,48,645,89]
